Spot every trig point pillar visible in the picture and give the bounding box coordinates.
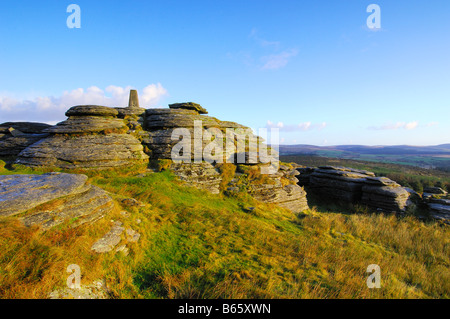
[128,90,140,108]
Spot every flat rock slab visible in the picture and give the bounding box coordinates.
[65,105,119,117]
[0,173,88,217]
[44,117,127,134]
[169,102,208,114]
[0,122,52,133]
[91,222,125,253]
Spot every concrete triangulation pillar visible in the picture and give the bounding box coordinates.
[128,90,140,108]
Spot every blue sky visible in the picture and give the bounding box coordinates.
[0,0,449,145]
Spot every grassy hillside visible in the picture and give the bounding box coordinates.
[0,161,449,299]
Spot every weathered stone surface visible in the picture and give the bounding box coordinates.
[251,182,308,213]
[423,192,450,224]
[49,280,109,299]
[0,122,51,156]
[361,186,410,212]
[44,116,127,134]
[91,221,125,253]
[298,166,414,213]
[16,134,148,169]
[22,185,114,230]
[171,162,222,194]
[128,90,140,108]
[0,122,52,134]
[15,102,148,169]
[115,107,146,119]
[0,173,114,229]
[0,173,88,217]
[169,102,208,114]
[126,227,141,242]
[424,187,447,195]
[0,134,49,156]
[65,105,119,117]
[144,107,260,166]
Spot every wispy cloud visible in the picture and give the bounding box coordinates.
[249,28,280,49]
[266,120,326,132]
[0,84,168,124]
[368,121,419,130]
[261,49,299,70]
[228,28,298,71]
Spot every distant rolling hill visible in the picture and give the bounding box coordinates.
[278,144,450,156]
[277,144,450,170]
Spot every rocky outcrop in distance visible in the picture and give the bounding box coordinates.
[423,187,450,224]
[295,165,450,223]
[297,166,418,212]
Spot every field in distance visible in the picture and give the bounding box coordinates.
[278,144,450,172]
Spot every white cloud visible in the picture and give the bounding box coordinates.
[404,121,419,130]
[368,121,419,131]
[0,84,168,124]
[261,49,299,70]
[266,120,326,132]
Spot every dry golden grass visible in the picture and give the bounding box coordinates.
[0,163,449,299]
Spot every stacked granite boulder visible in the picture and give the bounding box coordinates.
[143,102,254,161]
[143,102,308,212]
[15,104,148,169]
[0,173,114,230]
[422,187,450,223]
[298,166,415,213]
[247,165,308,213]
[170,162,222,194]
[361,177,412,212]
[0,122,51,156]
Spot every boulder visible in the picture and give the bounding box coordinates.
[65,105,119,117]
[0,122,52,134]
[91,221,125,253]
[15,105,148,169]
[300,166,415,213]
[169,102,208,114]
[16,134,148,169]
[0,173,114,229]
[0,122,51,156]
[171,162,222,194]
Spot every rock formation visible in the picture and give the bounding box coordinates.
[0,122,51,156]
[142,102,309,212]
[248,165,308,212]
[422,187,450,223]
[298,166,417,213]
[0,91,309,213]
[0,173,114,229]
[15,105,148,169]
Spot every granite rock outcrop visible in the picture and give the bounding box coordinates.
[15,105,148,169]
[297,166,417,213]
[0,122,51,156]
[422,187,450,223]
